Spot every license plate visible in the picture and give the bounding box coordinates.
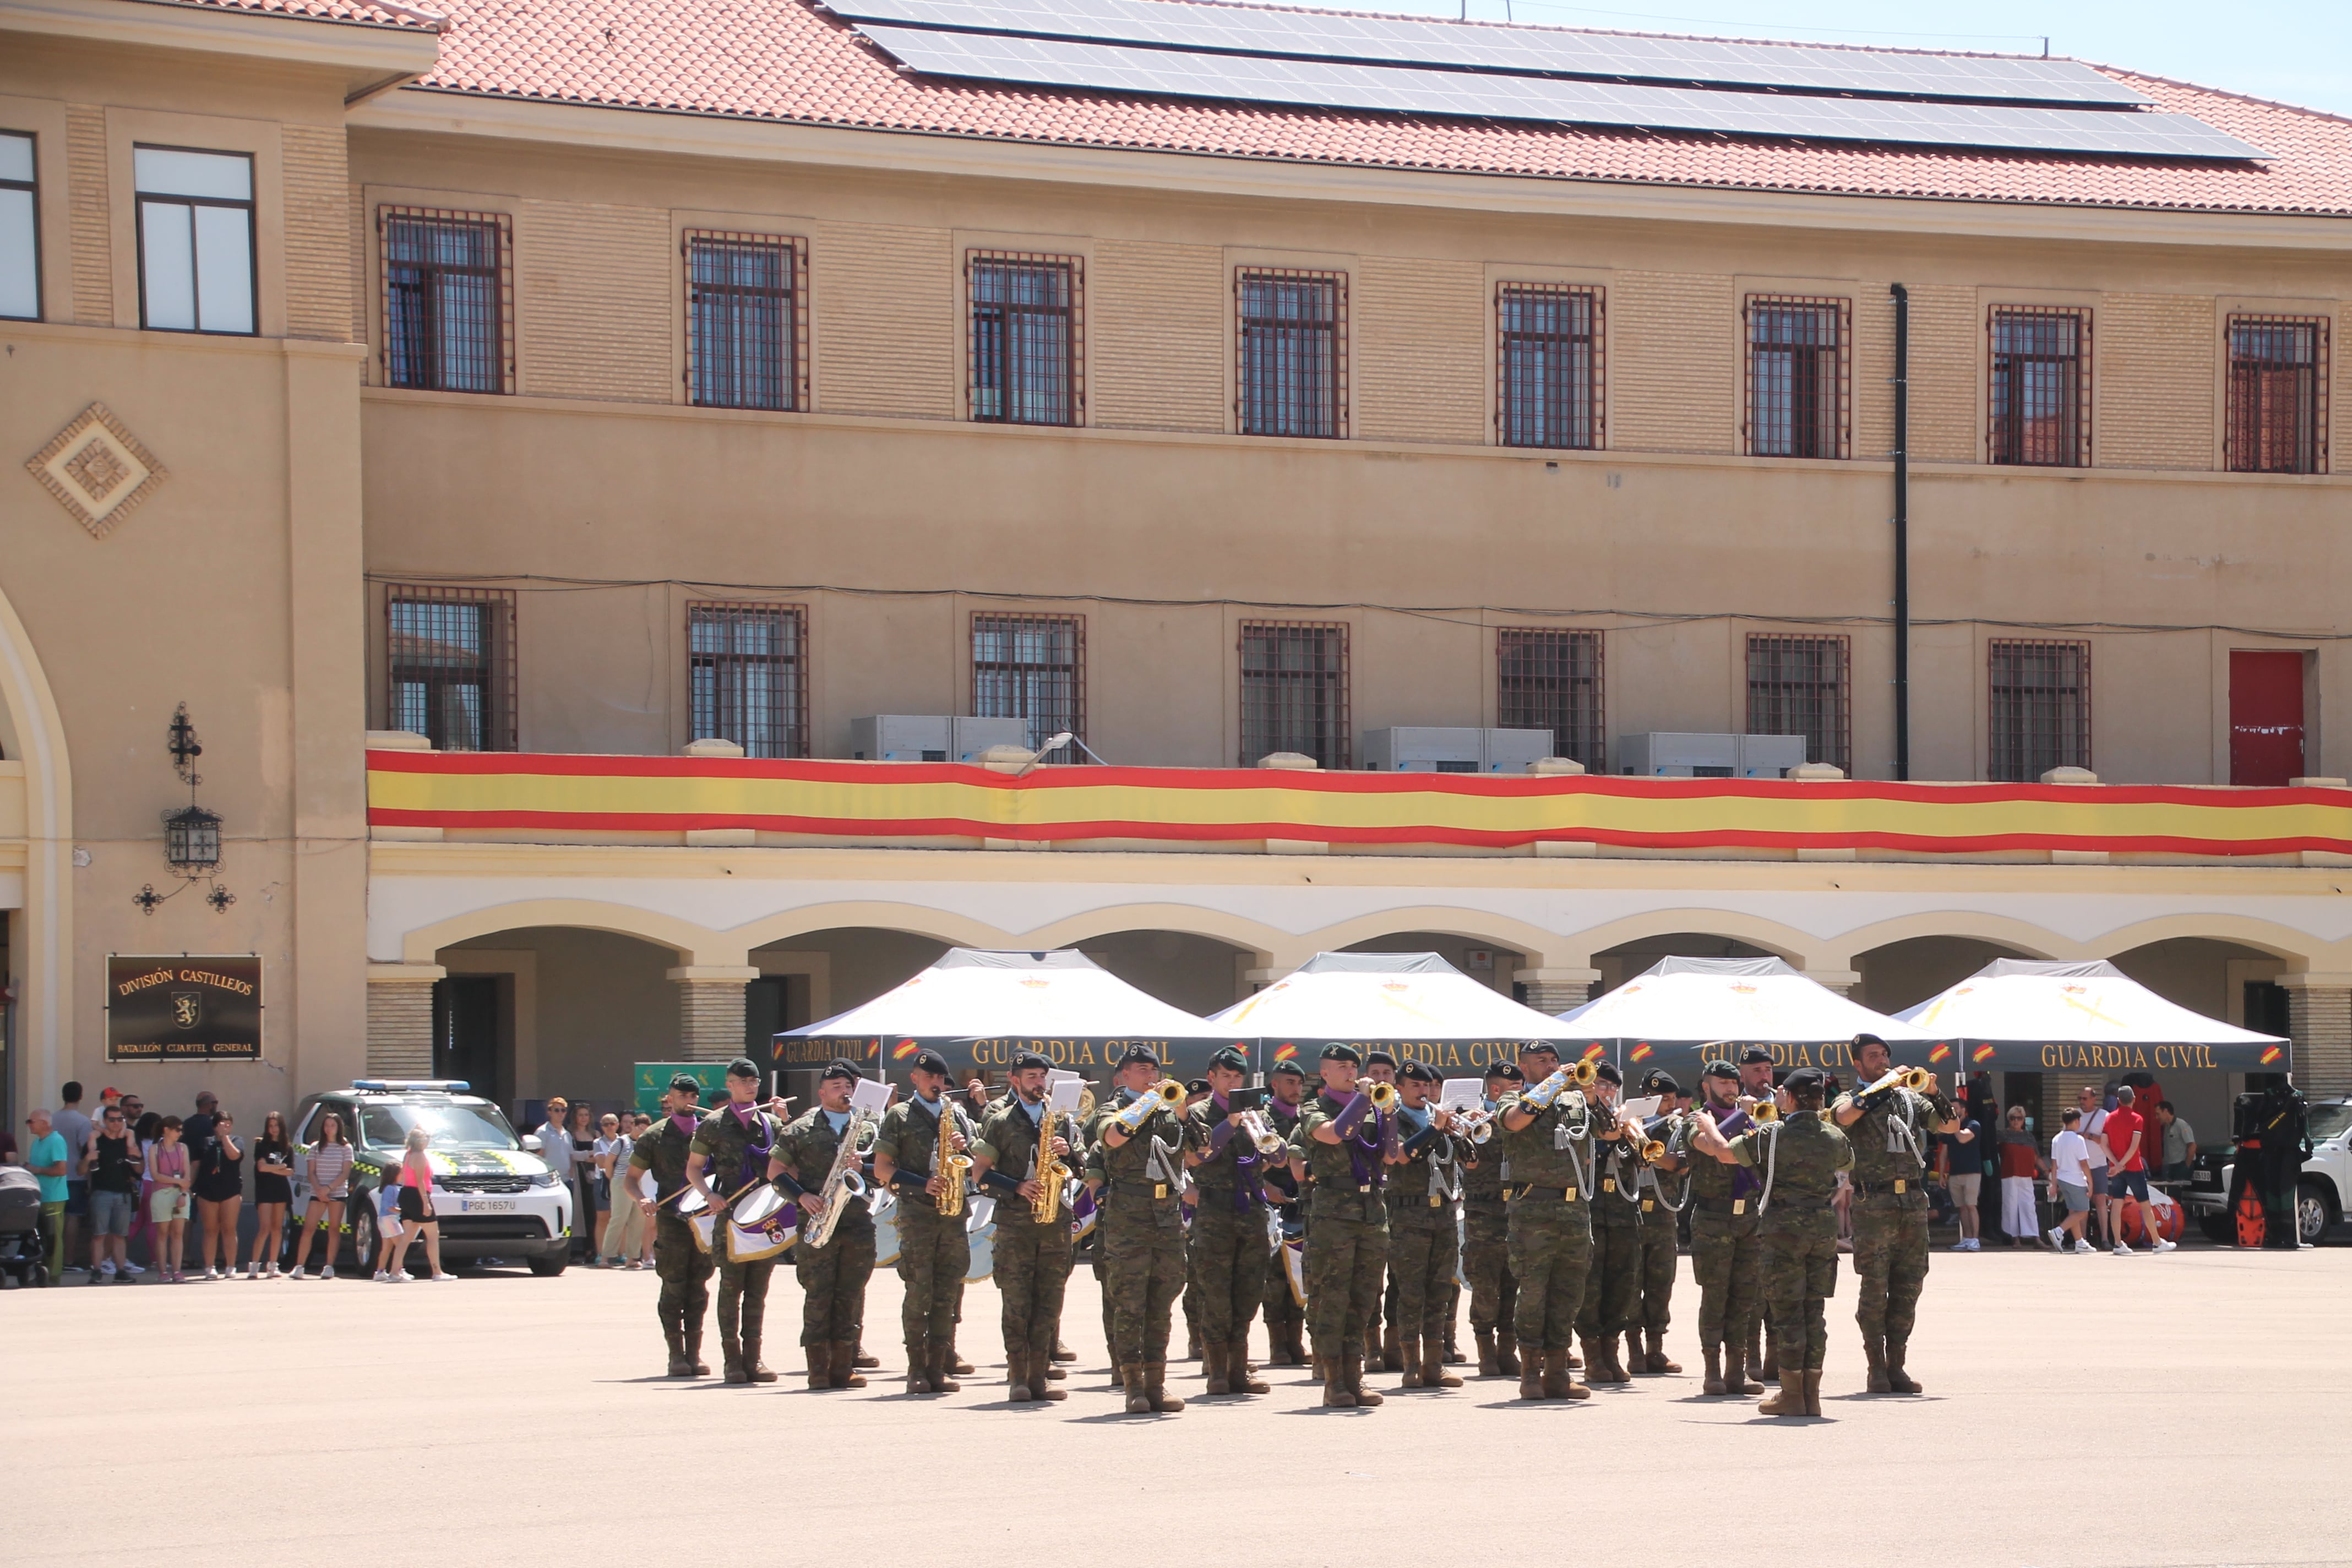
[463,1198,516,1212]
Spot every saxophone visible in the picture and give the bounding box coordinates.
[933,1101,973,1218]
[800,1109,878,1251]
[1031,1106,1069,1225]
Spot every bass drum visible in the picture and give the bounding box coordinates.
[867,1199,995,1282]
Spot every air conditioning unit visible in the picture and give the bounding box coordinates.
[849,716,1032,762]
[1619,732,1739,777]
[1360,727,1559,774]
[1739,733,1807,778]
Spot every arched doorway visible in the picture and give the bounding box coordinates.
[1591,932,1776,1000]
[1341,930,1525,997]
[434,925,690,1117]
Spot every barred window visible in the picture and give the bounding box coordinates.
[2227,315,2327,475]
[1240,621,1349,768]
[1496,284,1601,450]
[1497,629,1604,769]
[1746,295,1848,459]
[688,602,804,759]
[1988,639,2090,782]
[970,254,1079,426]
[1745,634,1848,773]
[386,586,514,752]
[1989,306,2090,468]
[972,613,1084,761]
[382,208,510,393]
[1237,270,1344,439]
[686,231,803,412]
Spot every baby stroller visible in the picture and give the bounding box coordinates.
[0,1164,46,1287]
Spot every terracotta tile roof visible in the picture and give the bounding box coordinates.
[162,0,447,29]
[399,0,2352,216]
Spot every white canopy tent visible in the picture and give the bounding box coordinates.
[1893,959,2289,1074]
[776,948,1235,1084]
[1206,951,1582,1073]
[1553,955,1934,1079]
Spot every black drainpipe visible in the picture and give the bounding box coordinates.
[1890,282,1911,783]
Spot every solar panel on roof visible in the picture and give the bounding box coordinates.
[855,25,2268,159]
[832,0,2152,106]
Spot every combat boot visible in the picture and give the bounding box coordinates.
[1474,1326,1500,1377]
[1496,1329,1522,1376]
[948,1339,974,1377]
[931,1340,962,1394]
[1202,1342,1232,1397]
[805,1343,830,1390]
[664,1325,693,1379]
[1543,1347,1590,1400]
[1033,1351,1068,1402]
[1006,1351,1035,1402]
[687,1329,709,1376]
[1122,1362,1152,1414]
[1392,1335,1420,1389]
[1346,1352,1384,1408]
[1803,1368,1825,1418]
[1702,1344,1725,1395]
[1051,1338,1076,1363]
[1885,1340,1923,1395]
[1422,1341,1462,1389]
[828,1341,865,1390]
[1185,1325,1201,1362]
[1445,1326,1466,1365]
[1145,1362,1185,1413]
[1863,1335,1892,1393]
[744,1337,777,1384]
[1231,1342,1269,1393]
[1324,1354,1358,1408]
[1042,1356,1066,1381]
[905,1344,935,1396]
[1624,1331,1647,1375]
[1517,1349,1545,1401]
[1727,1347,1763,1395]
[1287,1325,1311,1368]
[1758,1327,1778,1381]
[1380,1324,1403,1373]
[1757,1370,1804,1417]
[854,1341,880,1370]
[1646,1331,1681,1375]
[721,1331,747,1385]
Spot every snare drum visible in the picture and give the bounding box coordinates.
[674,1185,717,1253]
[725,1183,799,1263]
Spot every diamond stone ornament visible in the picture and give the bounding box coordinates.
[26,403,166,538]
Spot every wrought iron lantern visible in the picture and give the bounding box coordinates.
[164,803,222,873]
[137,703,233,914]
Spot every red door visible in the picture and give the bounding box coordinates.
[2230,650,2306,785]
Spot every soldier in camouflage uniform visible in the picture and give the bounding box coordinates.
[1360,1049,1404,1371]
[1684,1060,1766,1396]
[1694,1066,1853,1417]
[1182,1046,1275,1397]
[1461,1060,1520,1378]
[1258,1059,1309,1367]
[1085,1043,1189,1414]
[1077,1065,1130,1383]
[1576,1060,1645,1385]
[1290,1044,1396,1409]
[766,1058,876,1391]
[1626,1070,1684,1376]
[870,1048,975,1396]
[685,1059,787,1385]
[1495,1042,1594,1402]
[1385,1061,1465,1391]
[1833,1033,1959,1396]
[1735,1044,1779,1378]
[969,1049,1074,1403]
[626,1073,712,1378]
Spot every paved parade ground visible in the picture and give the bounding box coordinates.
[10,1245,2343,1568]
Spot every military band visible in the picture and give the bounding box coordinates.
[622,1033,1949,1422]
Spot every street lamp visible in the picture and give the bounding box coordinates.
[135,704,233,914]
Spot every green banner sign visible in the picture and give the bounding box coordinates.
[633,1061,732,1115]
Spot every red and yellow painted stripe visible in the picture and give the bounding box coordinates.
[365,751,2352,857]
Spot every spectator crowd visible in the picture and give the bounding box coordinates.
[1926,1080,2195,1256]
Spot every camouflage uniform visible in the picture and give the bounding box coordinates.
[627,1112,711,1370]
[1183,1096,1274,1390]
[772,1107,876,1377]
[1459,1103,1517,1373]
[1494,1081,1595,1397]
[690,1102,785,1380]
[1576,1131,1645,1379]
[972,1097,1074,1371]
[1084,1096,1189,1385]
[1291,1088,1392,1404]
[1833,1081,1944,1388]
[1686,1102,1766,1390]
[871,1096,973,1381]
[1259,1095,1308,1362]
[1629,1130,1683,1369]
[1384,1104,1464,1386]
[1724,1110,1852,1395]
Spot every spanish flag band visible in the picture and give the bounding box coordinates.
[641,1031,1969,1417]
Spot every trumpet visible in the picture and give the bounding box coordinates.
[1521,1058,1600,1111]
[1858,1065,1936,1100]
[1363,1081,1401,1115]
[1449,1107,1495,1145]
[1749,1098,1781,1124]
[1234,1108,1288,1157]
[1112,1078,1188,1133]
[933,1106,973,1218]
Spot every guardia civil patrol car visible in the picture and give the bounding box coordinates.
[288,1081,573,1275]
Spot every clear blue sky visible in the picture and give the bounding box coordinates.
[1278,0,2352,117]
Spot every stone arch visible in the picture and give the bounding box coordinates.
[400,899,720,966]
[1293,907,1571,973]
[727,901,1016,959]
[1559,909,1827,971]
[1834,911,2070,967]
[1016,903,1283,970]
[2087,914,2330,969]
[0,580,74,1103]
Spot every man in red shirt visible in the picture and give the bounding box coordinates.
[2102,1085,2173,1256]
